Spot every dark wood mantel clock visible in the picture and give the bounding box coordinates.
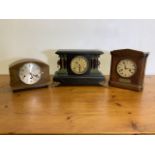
[53,49,105,85]
[109,49,149,91]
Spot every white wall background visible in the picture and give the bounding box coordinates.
[0,19,154,75]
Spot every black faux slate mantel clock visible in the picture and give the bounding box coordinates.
[109,49,149,91]
[53,49,105,85]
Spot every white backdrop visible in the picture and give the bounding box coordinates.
[0,19,154,75]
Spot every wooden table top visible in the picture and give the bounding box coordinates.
[0,75,155,135]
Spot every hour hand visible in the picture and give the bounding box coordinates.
[78,64,81,72]
[29,72,33,79]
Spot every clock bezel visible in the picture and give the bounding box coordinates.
[68,55,91,76]
[70,55,89,75]
[116,58,137,78]
[19,62,42,85]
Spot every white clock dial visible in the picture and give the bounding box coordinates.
[117,59,137,78]
[70,56,89,74]
[19,63,42,85]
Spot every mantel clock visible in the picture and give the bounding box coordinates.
[53,49,105,85]
[9,59,51,91]
[109,49,149,91]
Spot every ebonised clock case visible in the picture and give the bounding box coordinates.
[53,49,105,85]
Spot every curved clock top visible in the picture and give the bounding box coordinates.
[9,58,48,68]
[56,49,103,55]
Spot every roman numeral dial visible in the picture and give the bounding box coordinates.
[116,59,137,78]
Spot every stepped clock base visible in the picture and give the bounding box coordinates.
[109,81,143,91]
[53,75,105,85]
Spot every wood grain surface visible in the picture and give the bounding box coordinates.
[0,75,155,134]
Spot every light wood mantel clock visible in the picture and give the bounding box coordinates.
[9,59,51,91]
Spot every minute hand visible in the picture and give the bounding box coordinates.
[78,64,81,72]
[32,74,39,78]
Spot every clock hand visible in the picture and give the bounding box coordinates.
[124,64,127,70]
[29,72,33,79]
[32,74,39,78]
[127,68,133,73]
[29,73,40,79]
[78,64,81,72]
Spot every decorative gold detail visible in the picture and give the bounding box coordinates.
[119,78,131,83]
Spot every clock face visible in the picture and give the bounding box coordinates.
[19,63,42,85]
[70,56,89,75]
[116,59,137,78]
